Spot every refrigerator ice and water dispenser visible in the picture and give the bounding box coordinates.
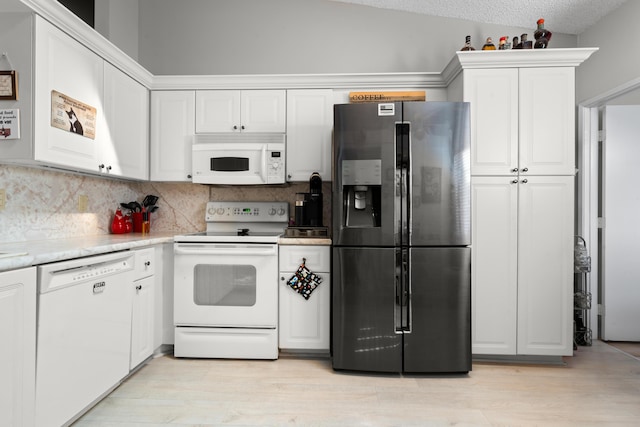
[342,159,382,228]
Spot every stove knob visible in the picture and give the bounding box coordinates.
[277,208,286,216]
[216,208,225,215]
[207,207,216,216]
[269,208,277,216]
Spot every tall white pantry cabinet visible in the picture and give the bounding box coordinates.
[448,49,596,357]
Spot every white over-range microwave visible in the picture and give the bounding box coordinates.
[192,134,285,185]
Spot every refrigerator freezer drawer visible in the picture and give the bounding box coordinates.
[332,247,402,373]
[331,246,471,373]
[404,247,471,373]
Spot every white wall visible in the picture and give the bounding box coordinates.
[95,0,139,61]
[577,0,640,103]
[137,0,577,75]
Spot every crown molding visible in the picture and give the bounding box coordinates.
[150,72,445,91]
[454,48,598,69]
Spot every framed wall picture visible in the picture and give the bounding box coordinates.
[0,70,17,100]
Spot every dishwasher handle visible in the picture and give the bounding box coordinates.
[38,251,134,294]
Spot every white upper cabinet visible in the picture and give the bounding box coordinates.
[462,62,576,176]
[150,91,195,182]
[0,15,151,180]
[195,90,285,133]
[285,89,333,182]
[518,67,575,176]
[33,16,105,172]
[463,68,519,176]
[103,62,149,180]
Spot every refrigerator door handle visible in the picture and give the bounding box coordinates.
[395,248,411,333]
[396,123,410,245]
[395,273,401,333]
[394,249,403,333]
[401,249,411,332]
[395,123,410,168]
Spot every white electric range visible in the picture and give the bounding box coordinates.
[173,201,289,359]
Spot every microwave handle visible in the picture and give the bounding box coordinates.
[260,145,267,183]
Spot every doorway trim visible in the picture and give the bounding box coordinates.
[578,75,640,338]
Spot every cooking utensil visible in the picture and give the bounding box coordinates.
[148,205,159,213]
[142,195,158,207]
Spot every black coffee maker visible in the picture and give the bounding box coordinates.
[294,172,323,227]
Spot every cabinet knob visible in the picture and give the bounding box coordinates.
[511,168,518,173]
[145,261,151,267]
[521,167,529,173]
[511,179,519,184]
[99,164,105,170]
[106,165,112,171]
[521,179,528,184]
[281,276,286,281]
[241,125,245,130]
[187,174,192,179]
[136,285,142,291]
[233,125,238,130]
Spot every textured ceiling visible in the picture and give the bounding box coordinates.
[330,0,629,34]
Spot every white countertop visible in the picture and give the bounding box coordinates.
[0,233,333,272]
[0,233,176,272]
[278,237,332,246]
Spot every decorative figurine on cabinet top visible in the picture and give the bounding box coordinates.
[520,33,533,49]
[534,18,552,48]
[482,37,496,50]
[460,35,475,51]
[498,36,511,50]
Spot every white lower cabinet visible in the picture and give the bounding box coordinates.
[130,247,156,369]
[0,267,36,427]
[472,176,574,356]
[279,245,330,351]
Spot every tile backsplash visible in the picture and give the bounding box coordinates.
[0,164,331,243]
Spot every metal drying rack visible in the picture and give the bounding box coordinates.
[574,235,592,347]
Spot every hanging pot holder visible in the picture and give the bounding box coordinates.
[287,258,323,300]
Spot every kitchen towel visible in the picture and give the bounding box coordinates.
[287,259,322,300]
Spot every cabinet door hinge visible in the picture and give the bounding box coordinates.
[598,217,605,228]
[598,304,605,316]
[598,130,605,142]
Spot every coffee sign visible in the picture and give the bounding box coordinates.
[349,91,426,103]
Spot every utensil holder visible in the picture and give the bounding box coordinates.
[132,212,151,233]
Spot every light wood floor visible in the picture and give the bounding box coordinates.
[74,340,640,426]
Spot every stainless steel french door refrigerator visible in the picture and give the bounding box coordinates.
[332,101,471,373]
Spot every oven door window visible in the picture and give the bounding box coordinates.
[193,264,257,306]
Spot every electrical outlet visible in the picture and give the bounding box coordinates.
[78,194,88,212]
[0,189,6,211]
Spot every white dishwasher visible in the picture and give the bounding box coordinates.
[36,251,135,427]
